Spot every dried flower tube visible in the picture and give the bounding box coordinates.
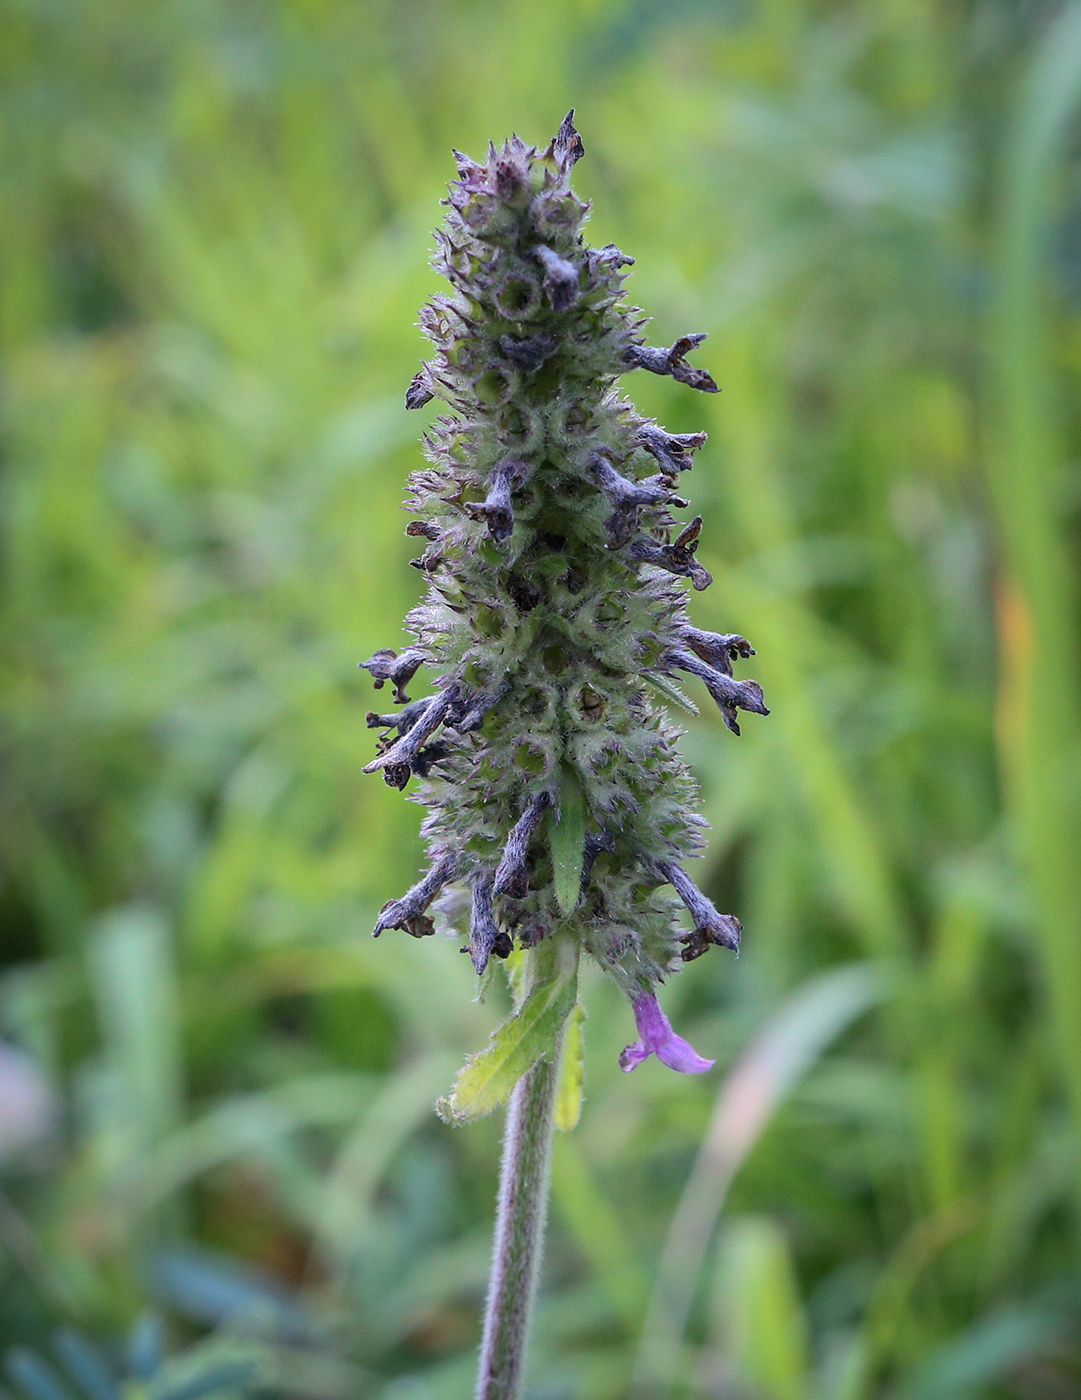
[374,853,461,939]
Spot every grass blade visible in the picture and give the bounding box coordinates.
[632,963,882,1395]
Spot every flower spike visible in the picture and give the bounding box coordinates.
[361,113,767,1082]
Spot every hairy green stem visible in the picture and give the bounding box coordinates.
[475,1046,562,1400]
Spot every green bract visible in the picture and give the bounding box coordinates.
[361,113,768,1112]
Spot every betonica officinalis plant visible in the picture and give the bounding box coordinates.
[359,112,768,1400]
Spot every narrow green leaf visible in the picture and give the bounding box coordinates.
[711,1217,810,1400]
[438,951,577,1124]
[5,1350,76,1400]
[645,673,700,716]
[902,1306,1062,1400]
[550,766,587,917]
[554,1002,586,1132]
[127,1316,164,1383]
[152,1361,256,1400]
[53,1331,121,1400]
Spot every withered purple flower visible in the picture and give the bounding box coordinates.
[361,111,768,1081]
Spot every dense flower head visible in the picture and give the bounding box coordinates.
[361,113,767,1078]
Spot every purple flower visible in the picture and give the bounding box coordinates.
[619,992,715,1074]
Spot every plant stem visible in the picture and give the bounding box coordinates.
[475,1045,562,1400]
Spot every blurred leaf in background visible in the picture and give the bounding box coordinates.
[3,0,1081,1396]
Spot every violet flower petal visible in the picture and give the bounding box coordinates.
[618,1040,650,1073]
[654,1032,715,1074]
[619,992,715,1075]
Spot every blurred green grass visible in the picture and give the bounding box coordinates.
[3,0,1081,1396]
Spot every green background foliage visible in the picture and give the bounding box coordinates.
[3,0,1081,1395]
